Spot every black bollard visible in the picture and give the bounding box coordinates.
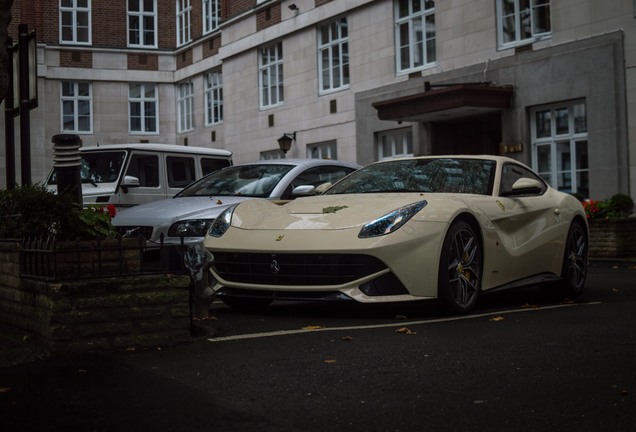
[52,134,83,205]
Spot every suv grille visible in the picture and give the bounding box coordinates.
[211,252,386,286]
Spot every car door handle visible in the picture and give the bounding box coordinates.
[554,208,560,215]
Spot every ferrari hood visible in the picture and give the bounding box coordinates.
[232,194,434,231]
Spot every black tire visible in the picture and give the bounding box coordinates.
[438,221,483,313]
[220,296,273,309]
[560,220,588,297]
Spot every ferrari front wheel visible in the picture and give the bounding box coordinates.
[438,221,483,313]
[561,220,588,297]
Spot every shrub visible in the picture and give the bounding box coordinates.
[582,193,635,220]
[0,184,117,240]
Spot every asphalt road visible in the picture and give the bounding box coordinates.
[1,262,635,432]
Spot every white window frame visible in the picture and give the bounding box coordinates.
[176,0,192,47]
[377,128,413,161]
[129,83,159,134]
[59,0,92,45]
[496,0,551,49]
[177,81,194,133]
[394,0,435,74]
[530,100,589,197]
[307,141,337,160]
[127,0,157,48]
[259,41,284,109]
[60,81,93,133]
[260,149,284,160]
[203,0,221,34]
[204,69,223,126]
[318,17,350,95]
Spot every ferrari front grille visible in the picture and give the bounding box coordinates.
[211,252,387,286]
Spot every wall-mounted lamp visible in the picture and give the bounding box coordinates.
[277,132,296,154]
[288,4,298,11]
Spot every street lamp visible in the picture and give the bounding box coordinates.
[277,132,295,155]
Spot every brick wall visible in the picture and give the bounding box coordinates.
[588,219,636,258]
[0,242,192,354]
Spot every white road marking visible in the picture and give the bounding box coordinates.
[207,301,602,343]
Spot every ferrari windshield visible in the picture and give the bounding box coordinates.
[176,164,295,198]
[325,158,496,195]
[47,151,127,185]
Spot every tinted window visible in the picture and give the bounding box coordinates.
[126,154,159,187]
[282,166,356,199]
[499,163,547,196]
[201,157,231,175]
[167,156,196,188]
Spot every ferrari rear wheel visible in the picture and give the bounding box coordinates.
[438,221,483,313]
[561,220,588,297]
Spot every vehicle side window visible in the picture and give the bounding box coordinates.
[201,157,231,175]
[167,156,196,188]
[126,154,159,187]
[499,163,547,196]
[281,166,355,199]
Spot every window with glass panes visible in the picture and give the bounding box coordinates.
[203,0,220,34]
[307,141,337,160]
[377,128,413,160]
[177,81,194,133]
[496,0,551,49]
[61,81,92,132]
[176,0,192,46]
[129,83,158,133]
[259,42,284,108]
[531,101,589,197]
[395,0,435,74]
[318,17,349,94]
[128,0,157,47]
[60,0,91,44]
[205,70,223,125]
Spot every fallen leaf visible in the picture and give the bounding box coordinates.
[202,315,217,321]
[396,327,416,335]
[77,369,87,373]
[521,303,539,309]
[394,315,408,320]
[342,336,353,342]
[489,316,505,322]
[561,298,575,304]
[126,347,136,352]
[302,325,325,330]
[0,387,10,393]
[620,389,629,396]
[323,359,337,364]
[216,200,223,205]
[612,288,620,293]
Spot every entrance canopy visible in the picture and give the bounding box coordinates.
[372,83,513,123]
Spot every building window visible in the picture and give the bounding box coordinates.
[128,0,157,48]
[318,17,349,95]
[260,149,284,160]
[259,41,284,109]
[531,101,588,197]
[61,81,92,133]
[176,0,192,47]
[205,69,223,125]
[377,128,413,160]
[60,0,91,45]
[203,0,220,34]
[395,0,435,74]
[129,83,158,134]
[307,141,337,160]
[177,81,194,133]
[496,0,551,49]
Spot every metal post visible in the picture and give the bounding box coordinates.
[18,24,31,185]
[3,36,15,189]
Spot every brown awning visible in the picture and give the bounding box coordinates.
[372,83,513,123]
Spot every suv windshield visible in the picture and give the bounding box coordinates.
[47,151,127,185]
[325,158,496,195]
[176,164,295,198]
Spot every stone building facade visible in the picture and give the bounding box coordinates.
[1,0,634,203]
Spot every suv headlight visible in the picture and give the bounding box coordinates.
[168,219,213,237]
[358,200,427,238]
[208,205,236,238]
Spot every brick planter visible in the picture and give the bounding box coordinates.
[588,218,636,258]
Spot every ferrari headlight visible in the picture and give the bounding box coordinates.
[358,200,427,238]
[208,205,236,238]
[168,219,213,237]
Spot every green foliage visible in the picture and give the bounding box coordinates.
[582,193,635,220]
[0,184,117,240]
